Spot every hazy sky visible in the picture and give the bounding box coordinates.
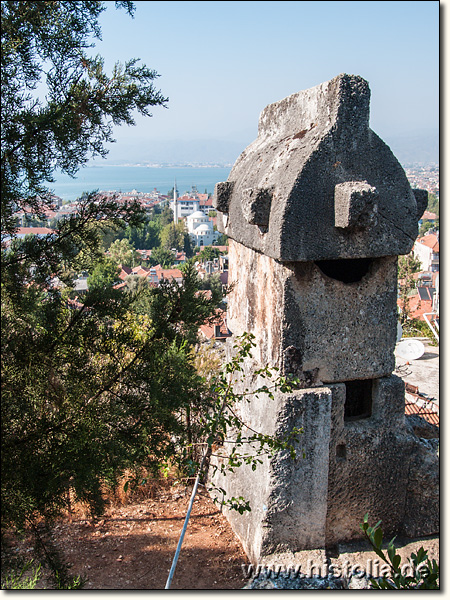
[91,0,439,163]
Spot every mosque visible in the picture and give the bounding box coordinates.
[171,181,218,247]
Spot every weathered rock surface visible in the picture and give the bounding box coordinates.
[406,414,440,439]
[402,438,439,538]
[226,241,399,384]
[243,574,348,589]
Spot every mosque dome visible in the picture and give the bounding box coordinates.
[187,211,207,221]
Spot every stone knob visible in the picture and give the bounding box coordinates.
[242,186,273,228]
[334,181,378,229]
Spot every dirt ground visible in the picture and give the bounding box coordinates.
[36,484,248,590]
[4,481,439,590]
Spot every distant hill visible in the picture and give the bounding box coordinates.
[107,138,251,167]
[105,130,438,168]
[382,131,439,166]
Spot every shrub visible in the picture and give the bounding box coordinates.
[361,515,439,589]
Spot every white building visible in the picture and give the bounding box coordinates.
[171,190,200,222]
[413,233,439,273]
[186,210,218,247]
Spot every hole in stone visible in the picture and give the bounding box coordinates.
[336,444,346,459]
[325,544,340,559]
[344,379,373,421]
[315,258,372,283]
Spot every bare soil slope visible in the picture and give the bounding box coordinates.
[48,486,248,590]
[6,484,438,590]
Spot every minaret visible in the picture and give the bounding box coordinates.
[173,180,178,224]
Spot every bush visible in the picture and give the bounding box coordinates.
[361,515,439,589]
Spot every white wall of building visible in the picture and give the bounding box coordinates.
[413,236,439,272]
[171,198,200,221]
[186,210,217,247]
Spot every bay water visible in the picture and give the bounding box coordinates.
[51,166,231,202]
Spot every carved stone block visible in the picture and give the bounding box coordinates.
[334,181,378,229]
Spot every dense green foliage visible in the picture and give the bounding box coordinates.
[197,246,222,260]
[1,0,224,539]
[197,272,224,297]
[1,0,167,238]
[427,192,439,217]
[2,240,221,529]
[146,246,173,267]
[418,220,434,237]
[107,237,138,267]
[160,221,194,256]
[87,254,121,289]
[398,252,421,284]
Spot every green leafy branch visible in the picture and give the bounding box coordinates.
[165,334,304,587]
[188,332,303,511]
[361,514,439,589]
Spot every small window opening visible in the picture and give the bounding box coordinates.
[344,379,373,421]
[336,444,347,459]
[315,258,372,283]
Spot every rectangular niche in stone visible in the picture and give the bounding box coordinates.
[344,379,373,421]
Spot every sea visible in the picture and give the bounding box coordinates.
[50,165,232,202]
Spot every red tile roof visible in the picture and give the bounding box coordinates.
[132,265,150,277]
[15,205,59,216]
[199,310,231,340]
[118,265,133,280]
[178,195,198,203]
[16,227,55,236]
[405,400,439,427]
[404,382,439,426]
[397,289,435,321]
[156,268,183,280]
[417,233,439,252]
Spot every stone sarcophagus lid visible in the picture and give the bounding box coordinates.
[214,73,423,262]
[209,74,437,564]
